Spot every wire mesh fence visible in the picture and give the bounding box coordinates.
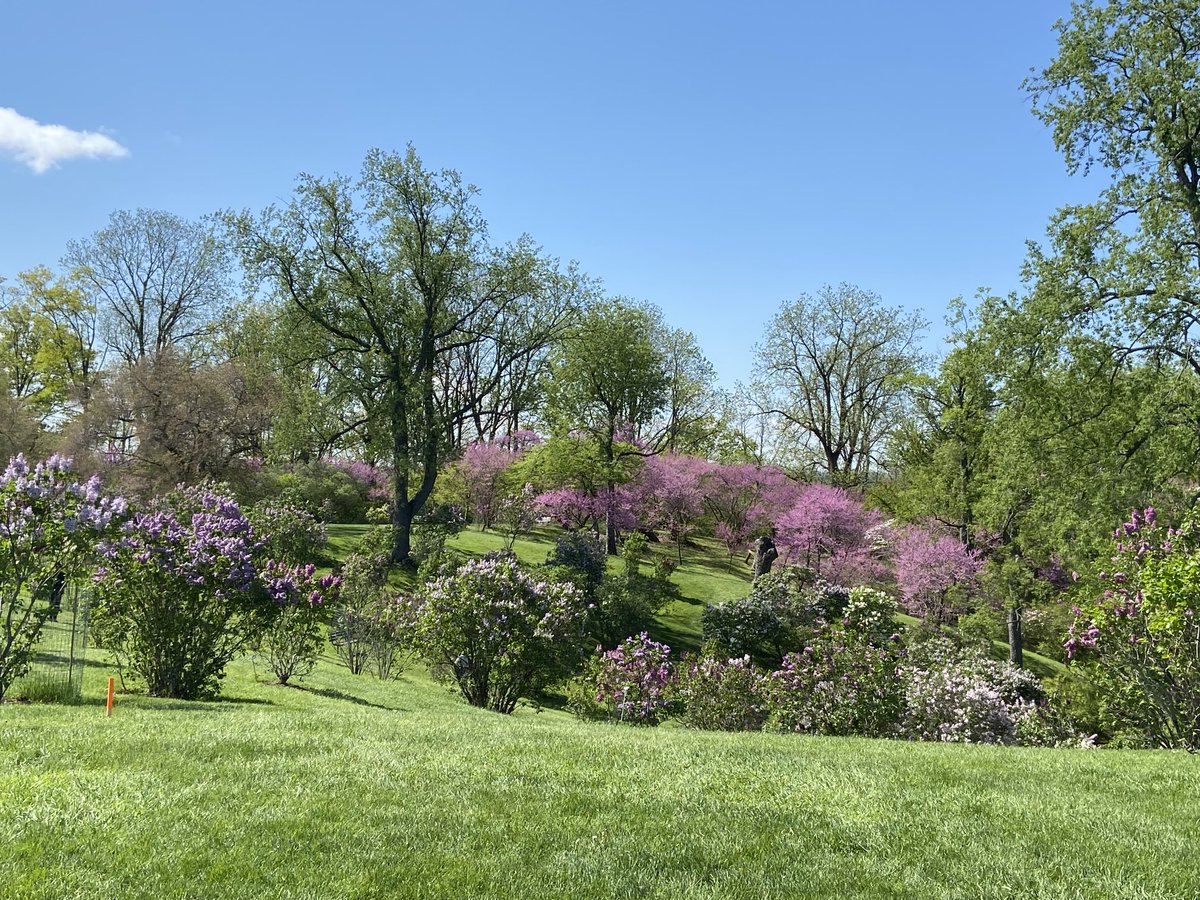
[11,582,93,702]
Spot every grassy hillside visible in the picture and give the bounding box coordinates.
[328,524,752,653]
[4,655,1200,899]
[3,525,1196,898]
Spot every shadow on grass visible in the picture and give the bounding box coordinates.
[73,693,279,711]
[290,683,405,712]
[647,621,704,654]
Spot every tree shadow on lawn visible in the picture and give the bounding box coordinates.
[289,683,405,713]
[71,693,278,711]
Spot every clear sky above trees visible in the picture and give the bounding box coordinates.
[0,0,1083,387]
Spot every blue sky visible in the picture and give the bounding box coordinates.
[1,1,1088,387]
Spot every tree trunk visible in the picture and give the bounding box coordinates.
[1008,606,1023,668]
[605,479,619,556]
[752,535,778,578]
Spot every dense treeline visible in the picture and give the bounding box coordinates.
[2,1,1199,686]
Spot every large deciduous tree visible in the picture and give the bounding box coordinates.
[64,209,229,364]
[233,147,578,565]
[1024,1,1200,375]
[543,299,669,553]
[751,283,925,486]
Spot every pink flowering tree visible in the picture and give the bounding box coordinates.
[452,441,519,530]
[0,455,128,700]
[524,432,643,543]
[775,483,885,585]
[642,453,712,562]
[892,525,984,624]
[702,464,799,558]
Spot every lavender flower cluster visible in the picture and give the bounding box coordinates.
[586,632,675,725]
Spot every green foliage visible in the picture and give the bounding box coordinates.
[331,541,394,676]
[1069,506,1200,749]
[258,603,324,685]
[248,501,328,564]
[674,653,768,731]
[278,460,373,523]
[702,566,851,665]
[404,552,590,713]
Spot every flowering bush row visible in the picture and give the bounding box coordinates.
[569,629,1079,747]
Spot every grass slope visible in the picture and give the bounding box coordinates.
[4,526,1197,898]
[3,657,1199,899]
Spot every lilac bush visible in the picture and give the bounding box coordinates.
[403,552,590,713]
[901,638,1044,745]
[0,455,127,700]
[1067,506,1200,749]
[569,632,675,725]
[843,586,900,643]
[257,561,340,684]
[762,628,907,737]
[92,485,273,699]
[674,653,767,731]
[702,566,851,663]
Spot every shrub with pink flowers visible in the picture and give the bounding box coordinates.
[402,552,590,713]
[568,632,676,725]
[1067,506,1200,749]
[0,455,127,700]
[762,628,907,737]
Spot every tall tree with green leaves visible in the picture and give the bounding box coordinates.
[233,147,580,565]
[751,283,926,486]
[1025,0,1200,374]
[542,298,671,553]
[0,267,99,421]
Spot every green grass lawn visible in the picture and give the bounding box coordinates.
[3,654,1199,899]
[3,525,1197,898]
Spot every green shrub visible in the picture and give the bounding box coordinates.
[674,653,767,731]
[403,552,590,713]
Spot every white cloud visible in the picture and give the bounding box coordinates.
[0,107,128,174]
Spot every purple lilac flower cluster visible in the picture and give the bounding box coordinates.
[587,632,675,725]
[261,560,340,607]
[100,486,261,594]
[0,454,127,541]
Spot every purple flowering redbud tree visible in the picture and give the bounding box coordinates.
[0,455,127,700]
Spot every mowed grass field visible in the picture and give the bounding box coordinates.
[2,526,1198,899]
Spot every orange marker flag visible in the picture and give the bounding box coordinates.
[106,677,114,717]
